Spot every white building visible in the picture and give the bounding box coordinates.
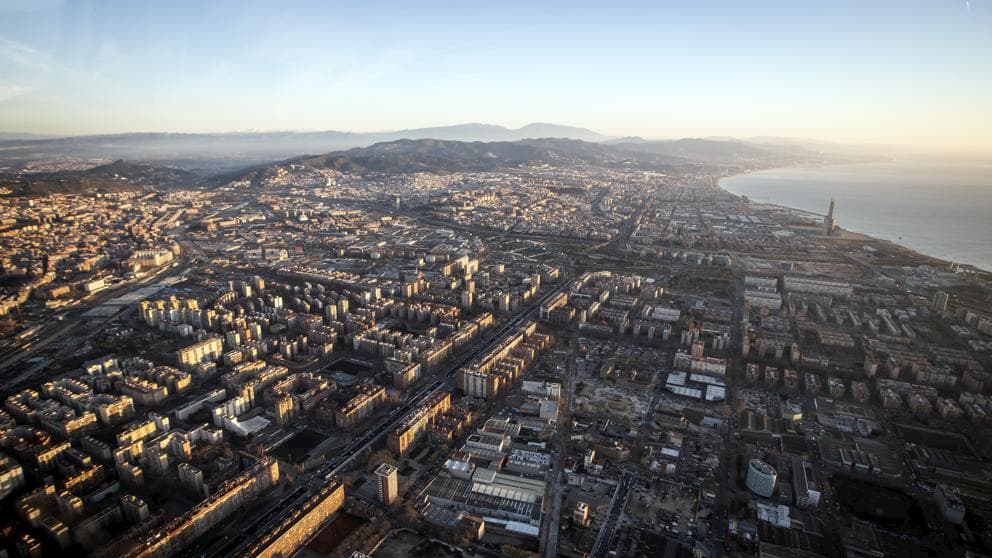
[791,458,820,508]
[745,459,777,497]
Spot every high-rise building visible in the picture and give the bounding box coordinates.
[274,394,294,426]
[824,198,837,235]
[374,462,398,505]
[0,454,26,500]
[128,458,279,558]
[335,384,387,430]
[241,480,345,558]
[121,494,150,523]
[176,336,224,369]
[791,458,820,508]
[388,391,451,455]
[690,340,705,360]
[932,291,949,312]
[178,462,208,497]
[573,501,590,528]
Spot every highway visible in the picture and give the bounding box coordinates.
[590,469,636,558]
[0,321,74,372]
[541,336,577,558]
[0,262,187,389]
[710,266,745,547]
[206,277,572,558]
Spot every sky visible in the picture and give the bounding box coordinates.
[0,0,989,152]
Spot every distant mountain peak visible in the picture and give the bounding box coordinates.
[512,122,606,140]
[606,136,648,144]
[0,125,846,176]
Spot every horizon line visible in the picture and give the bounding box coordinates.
[3,125,991,157]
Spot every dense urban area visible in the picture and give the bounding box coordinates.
[1,135,991,558]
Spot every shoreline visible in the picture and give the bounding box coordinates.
[717,164,992,275]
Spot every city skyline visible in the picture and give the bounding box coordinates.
[3,3,992,558]
[1,0,990,153]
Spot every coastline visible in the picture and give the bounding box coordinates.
[717,164,992,275]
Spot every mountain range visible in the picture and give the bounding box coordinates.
[0,122,866,193]
[0,123,608,171]
[222,137,682,184]
[215,136,844,189]
[0,160,198,195]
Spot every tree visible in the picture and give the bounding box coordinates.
[500,545,538,558]
[453,522,476,548]
[399,502,420,526]
[368,448,398,467]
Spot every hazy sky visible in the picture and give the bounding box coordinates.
[0,0,989,151]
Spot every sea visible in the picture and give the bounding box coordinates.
[719,161,992,272]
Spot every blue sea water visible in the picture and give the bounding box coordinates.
[719,161,992,271]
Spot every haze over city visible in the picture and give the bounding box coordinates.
[1,3,992,558]
[1,0,991,153]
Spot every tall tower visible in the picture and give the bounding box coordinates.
[690,340,705,360]
[374,462,398,505]
[825,198,837,235]
[932,291,949,313]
